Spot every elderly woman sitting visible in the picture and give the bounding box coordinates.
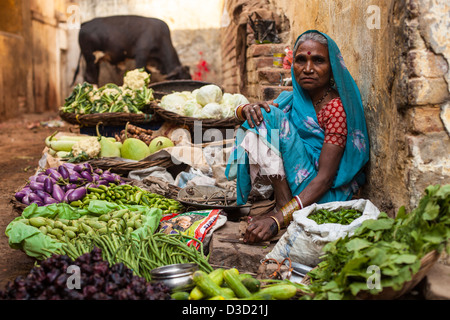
[226,30,370,243]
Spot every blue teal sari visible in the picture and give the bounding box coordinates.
[225,30,370,206]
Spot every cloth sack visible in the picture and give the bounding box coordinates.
[265,199,380,267]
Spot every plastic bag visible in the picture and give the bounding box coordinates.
[5,200,162,260]
[265,199,381,267]
[159,209,227,249]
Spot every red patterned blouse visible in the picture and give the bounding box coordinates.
[316,97,347,148]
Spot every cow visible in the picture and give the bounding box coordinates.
[71,15,191,86]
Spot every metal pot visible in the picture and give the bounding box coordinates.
[150,263,198,292]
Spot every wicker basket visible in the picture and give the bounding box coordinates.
[154,105,240,129]
[301,250,440,300]
[58,101,158,127]
[149,80,224,99]
[88,157,175,175]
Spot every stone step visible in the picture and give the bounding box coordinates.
[247,43,288,59]
[257,67,291,85]
[260,85,293,101]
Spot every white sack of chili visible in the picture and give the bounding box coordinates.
[265,199,381,268]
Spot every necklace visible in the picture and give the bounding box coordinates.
[314,86,332,108]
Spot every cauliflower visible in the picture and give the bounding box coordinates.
[71,137,101,158]
[123,68,151,90]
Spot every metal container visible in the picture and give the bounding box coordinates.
[150,263,198,292]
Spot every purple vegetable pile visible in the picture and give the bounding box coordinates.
[0,247,172,300]
[14,163,124,207]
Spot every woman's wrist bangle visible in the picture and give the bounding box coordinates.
[269,215,281,234]
[294,195,304,210]
[280,197,301,227]
[234,104,249,121]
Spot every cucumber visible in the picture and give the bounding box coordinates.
[241,277,261,293]
[192,270,233,299]
[223,268,252,299]
[171,291,190,300]
[189,268,225,300]
[249,284,297,300]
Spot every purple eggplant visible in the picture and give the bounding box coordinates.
[96,180,109,186]
[52,184,65,202]
[94,168,103,175]
[83,163,93,172]
[22,195,30,205]
[43,177,53,194]
[66,183,78,189]
[62,163,76,170]
[35,190,50,200]
[45,168,62,181]
[73,164,85,173]
[80,170,93,182]
[31,200,45,206]
[29,181,44,191]
[68,187,87,202]
[29,192,42,203]
[35,175,47,183]
[68,172,83,183]
[58,165,70,180]
[63,189,74,203]
[43,195,58,205]
[15,188,32,202]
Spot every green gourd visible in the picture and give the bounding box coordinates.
[96,123,121,158]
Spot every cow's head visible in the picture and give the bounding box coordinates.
[166,65,191,80]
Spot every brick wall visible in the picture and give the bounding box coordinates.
[403,0,450,207]
[220,0,291,101]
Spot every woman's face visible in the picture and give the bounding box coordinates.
[293,40,332,92]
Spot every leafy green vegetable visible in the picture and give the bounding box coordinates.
[304,184,450,300]
[61,69,154,115]
[308,208,362,225]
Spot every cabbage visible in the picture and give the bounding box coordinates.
[221,93,234,106]
[196,85,223,106]
[183,99,203,117]
[160,92,190,114]
[191,89,199,99]
[199,102,223,119]
[221,103,235,118]
[232,93,249,107]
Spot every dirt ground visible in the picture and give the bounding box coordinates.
[0,112,77,289]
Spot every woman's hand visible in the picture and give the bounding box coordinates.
[242,101,278,128]
[243,216,278,243]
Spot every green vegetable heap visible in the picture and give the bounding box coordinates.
[305,184,450,300]
[61,229,214,282]
[20,208,149,242]
[61,68,153,114]
[308,208,362,225]
[74,184,184,215]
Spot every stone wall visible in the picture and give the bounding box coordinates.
[220,0,449,213]
[403,0,450,208]
[220,0,291,97]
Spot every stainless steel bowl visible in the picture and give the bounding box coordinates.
[150,263,198,292]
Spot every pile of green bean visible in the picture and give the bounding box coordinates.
[61,228,213,282]
[77,184,184,215]
[307,208,362,225]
